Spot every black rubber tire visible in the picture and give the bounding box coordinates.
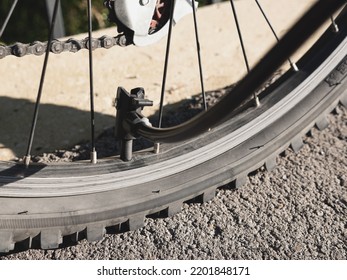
[0,5,347,253]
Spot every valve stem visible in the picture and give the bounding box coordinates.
[330,16,339,33]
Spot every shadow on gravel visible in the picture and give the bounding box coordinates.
[0,85,230,162]
[0,96,115,160]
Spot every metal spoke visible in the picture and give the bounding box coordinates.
[229,0,259,106]
[191,1,207,111]
[158,0,176,129]
[255,0,298,71]
[24,0,60,167]
[87,0,97,164]
[0,0,19,39]
[154,0,176,154]
[45,0,65,38]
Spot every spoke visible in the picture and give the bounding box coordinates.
[229,0,250,72]
[191,1,207,111]
[0,0,19,39]
[87,0,97,164]
[229,0,259,106]
[24,0,60,167]
[255,0,298,71]
[158,0,176,128]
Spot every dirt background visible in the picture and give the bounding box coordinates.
[1,1,346,260]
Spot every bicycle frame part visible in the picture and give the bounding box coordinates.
[115,87,153,161]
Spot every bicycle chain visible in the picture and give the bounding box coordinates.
[0,33,131,59]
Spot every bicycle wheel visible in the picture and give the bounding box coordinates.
[0,0,346,252]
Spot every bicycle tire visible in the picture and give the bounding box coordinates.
[0,2,347,252]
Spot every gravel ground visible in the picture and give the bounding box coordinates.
[2,104,346,260]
